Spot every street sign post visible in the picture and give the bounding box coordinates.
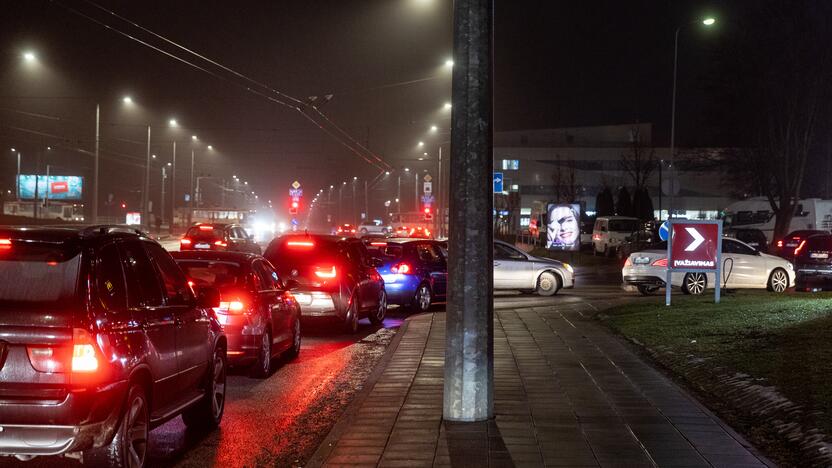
[666,219,723,306]
[493,172,503,193]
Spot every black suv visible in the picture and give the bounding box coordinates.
[180,223,261,254]
[0,226,226,467]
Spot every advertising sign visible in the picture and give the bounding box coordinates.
[666,219,723,305]
[125,212,141,226]
[545,203,581,251]
[18,175,84,200]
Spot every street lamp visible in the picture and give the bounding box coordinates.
[169,119,178,127]
[444,59,454,68]
[22,51,37,63]
[443,102,452,110]
[430,125,438,132]
[122,96,133,105]
[418,141,425,147]
[668,16,716,220]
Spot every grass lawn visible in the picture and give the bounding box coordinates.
[601,290,832,437]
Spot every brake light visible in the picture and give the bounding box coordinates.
[26,328,101,374]
[214,240,227,247]
[218,301,246,313]
[624,257,632,267]
[180,238,192,246]
[314,266,337,278]
[794,240,807,257]
[593,234,601,240]
[287,240,315,247]
[391,263,411,274]
[652,258,668,267]
[27,346,70,373]
[370,242,387,247]
[776,240,783,248]
[351,229,356,233]
[199,225,214,231]
[0,239,10,251]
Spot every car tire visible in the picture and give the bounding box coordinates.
[343,295,360,334]
[536,271,561,296]
[637,285,658,296]
[250,329,272,379]
[84,383,149,468]
[681,273,707,295]
[413,284,432,312]
[285,316,301,359]
[182,346,226,431]
[767,268,789,293]
[369,290,387,325]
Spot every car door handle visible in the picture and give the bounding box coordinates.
[494,262,501,266]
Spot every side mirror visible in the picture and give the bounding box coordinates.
[283,279,300,291]
[196,286,221,308]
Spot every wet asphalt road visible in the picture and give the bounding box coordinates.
[4,261,625,467]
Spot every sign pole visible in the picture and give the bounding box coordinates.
[666,220,672,306]
[715,220,723,304]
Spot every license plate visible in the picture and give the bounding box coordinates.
[811,253,829,259]
[786,243,798,248]
[195,243,211,249]
[633,257,651,265]
[293,293,312,305]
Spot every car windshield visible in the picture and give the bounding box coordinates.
[609,220,640,232]
[175,260,246,292]
[0,241,82,308]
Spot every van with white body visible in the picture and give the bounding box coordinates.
[592,216,640,256]
[721,197,832,243]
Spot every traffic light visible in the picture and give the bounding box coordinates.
[289,200,299,215]
[424,206,433,221]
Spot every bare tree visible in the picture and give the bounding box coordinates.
[619,127,655,192]
[550,154,578,203]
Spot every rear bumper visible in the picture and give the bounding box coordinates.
[623,275,666,287]
[0,380,127,457]
[224,331,259,366]
[293,290,345,319]
[380,275,420,305]
[796,269,832,289]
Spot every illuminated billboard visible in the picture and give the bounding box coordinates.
[546,203,581,251]
[18,175,84,201]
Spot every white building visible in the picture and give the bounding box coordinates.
[492,123,734,231]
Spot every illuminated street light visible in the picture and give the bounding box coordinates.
[169,119,178,127]
[385,171,390,176]
[10,148,16,153]
[703,17,716,25]
[152,154,157,159]
[424,152,428,156]
[191,135,198,141]
[23,51,36,62]
[207,145,213,150]
[430,125,438,132]
[418,141,424,147]
[166,162,172,167]
[404,167,410,172]
[122,96,133,105]
[353,176,358,180]
[444,59,454,68]
[443,102,452,110]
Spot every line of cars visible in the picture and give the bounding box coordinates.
[621,225,832,295]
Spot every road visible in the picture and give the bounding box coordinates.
[4,255,625,467]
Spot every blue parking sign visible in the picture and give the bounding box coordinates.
[493,172,504,193]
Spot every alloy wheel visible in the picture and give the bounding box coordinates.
[771,270,788,292]
[260,332,271,376]
[376,291,387,321]
[211,353,226,420]
[417,285,431,311]
[292,318,301,353]
[686,273,706,295]
[126,392,148,468]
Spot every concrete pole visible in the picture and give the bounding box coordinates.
[144,125,151,229]
[170,141,176,234]
[364,180,369,221]
[438,146,443,237]
[15,151,20,201]
[443,0,494,422]
[93,104,100,224]
[414,172,419,212]
[161,167,167,227]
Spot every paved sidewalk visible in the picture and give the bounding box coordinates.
[309,301,772,467]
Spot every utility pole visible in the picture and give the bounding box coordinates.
[143,125,151,229]
[414,172,419,212]
[93,104,100,224]
[397,175,402,216]
[364,180,369,222]
[444,0,494,422]
[169,141,176,235]
[161,166,167,227]
[352,180,357,225]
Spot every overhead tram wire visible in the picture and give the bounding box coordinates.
[54,0,391,172]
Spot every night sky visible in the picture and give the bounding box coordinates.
[0,0,827,215]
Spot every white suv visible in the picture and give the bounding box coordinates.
[359,220,393,235]
[592,216,640,256]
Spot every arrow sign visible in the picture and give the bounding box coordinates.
[684,227,705,251]
[493,172,504,193]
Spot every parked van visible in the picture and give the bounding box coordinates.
[592,216,640,256]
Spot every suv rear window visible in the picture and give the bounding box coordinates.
[176,260,246,292]
[0,242,81,307]
[267,238,339,266]
[186,226,224,240]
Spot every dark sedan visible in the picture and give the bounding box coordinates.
[374,239,447,312]
[172,251,301,377]
[179,223,262,255]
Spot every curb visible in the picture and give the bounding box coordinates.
[304,316,414,467]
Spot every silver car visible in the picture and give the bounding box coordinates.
[622,237,795,295]
[493,240,575,296]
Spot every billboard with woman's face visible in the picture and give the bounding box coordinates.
[546,203,581,251]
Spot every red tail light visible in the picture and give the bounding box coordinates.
[314,266,337,278]
[180,238,192,246]
[794,240,807,257]
[652,258,668,267]
[199,225,214,231]
[370,242,387,247]
[287,240,315,248]
[0,239,11,251]
[26,328,100,374]
[391,263,412,274]
[214,240,227,248]
[776,240,783,248]
[217,301,246,314]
